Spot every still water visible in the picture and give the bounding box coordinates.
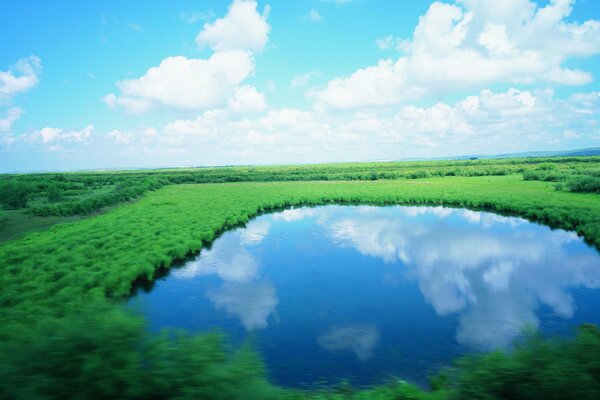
[131,205,600,387]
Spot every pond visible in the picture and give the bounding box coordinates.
[130,205,600,387]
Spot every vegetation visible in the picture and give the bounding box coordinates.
[2,156,599,241]
[2,157,600,399]
[443,324,600,400]
[2,304,600,399]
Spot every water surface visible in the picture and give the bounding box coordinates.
[131,205,600,387]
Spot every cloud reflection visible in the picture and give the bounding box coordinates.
[208,281,278,331]
[172,220,278,331]
[323,206,600,349]
[318,324,380,361]
[166,205,600,349]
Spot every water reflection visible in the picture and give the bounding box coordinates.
[318,324,380,361]
[324,207,600,349]
[133,205,600,386]
[172,219,278,331]
[208,281,277,331]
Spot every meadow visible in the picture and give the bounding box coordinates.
[2,157,600,399]
[1,156,599,241]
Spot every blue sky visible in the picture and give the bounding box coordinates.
[1,0,600,172]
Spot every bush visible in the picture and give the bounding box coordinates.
[0,181,32,209]
[443,325,600,400]
[46,184,63,203]
[0,305,278,400]
[565,176,600,194]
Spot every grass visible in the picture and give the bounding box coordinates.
[2,162,600,399]
[0,210,81,242]
[2,175,600,335]
[2,156,599,240]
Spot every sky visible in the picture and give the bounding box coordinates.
[1,0,600,172]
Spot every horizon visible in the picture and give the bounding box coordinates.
[2,145,600,175]
[2,0,600,173]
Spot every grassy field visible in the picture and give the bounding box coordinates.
[1,156,599,242]
[2,159,600,399]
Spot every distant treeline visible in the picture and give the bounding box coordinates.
[2,156,599,216]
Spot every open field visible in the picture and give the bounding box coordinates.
[1,156,599,242]
[2,159,600,399]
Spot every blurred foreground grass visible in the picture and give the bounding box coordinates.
[2,304,600,399]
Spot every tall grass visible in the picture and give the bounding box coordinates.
[2,169,600,399]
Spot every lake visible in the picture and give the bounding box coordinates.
[130,205,600,387]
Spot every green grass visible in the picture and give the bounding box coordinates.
[2,175,600,334]
[2,165,600,399]
[2,156,599,240]
[0,210,81,242]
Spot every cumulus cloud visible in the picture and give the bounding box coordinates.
[104,0,269,115]
[105,86,599,165]
[0,56,42,103]
[312,0,600,109]
[24,124,94,146]
[196,0,270,53]
[104,52,255,113]
[228,85,267,114]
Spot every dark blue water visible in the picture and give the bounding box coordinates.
[130,205,600,387]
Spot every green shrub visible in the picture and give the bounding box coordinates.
[444,325,600,400]
[0,181,32,209]
[0,304,279,400]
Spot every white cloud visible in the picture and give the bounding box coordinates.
[0,107,23,132]
[102,93,152,115]
[196,0,270,53]
[105,1,270,114]
[106,87,599,165]
[290,71,321,88]
[312,0,600,109]
[228,85,267,114]
[107,129,132,144]
[308,58,423,109]
[104,52,255,113]
[308,9,323,22]
[0,56,42,103]
[24,124,94,146]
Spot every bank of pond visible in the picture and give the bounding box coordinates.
[2,205,600,399]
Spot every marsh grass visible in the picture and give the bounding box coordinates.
[2,161,600,399]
